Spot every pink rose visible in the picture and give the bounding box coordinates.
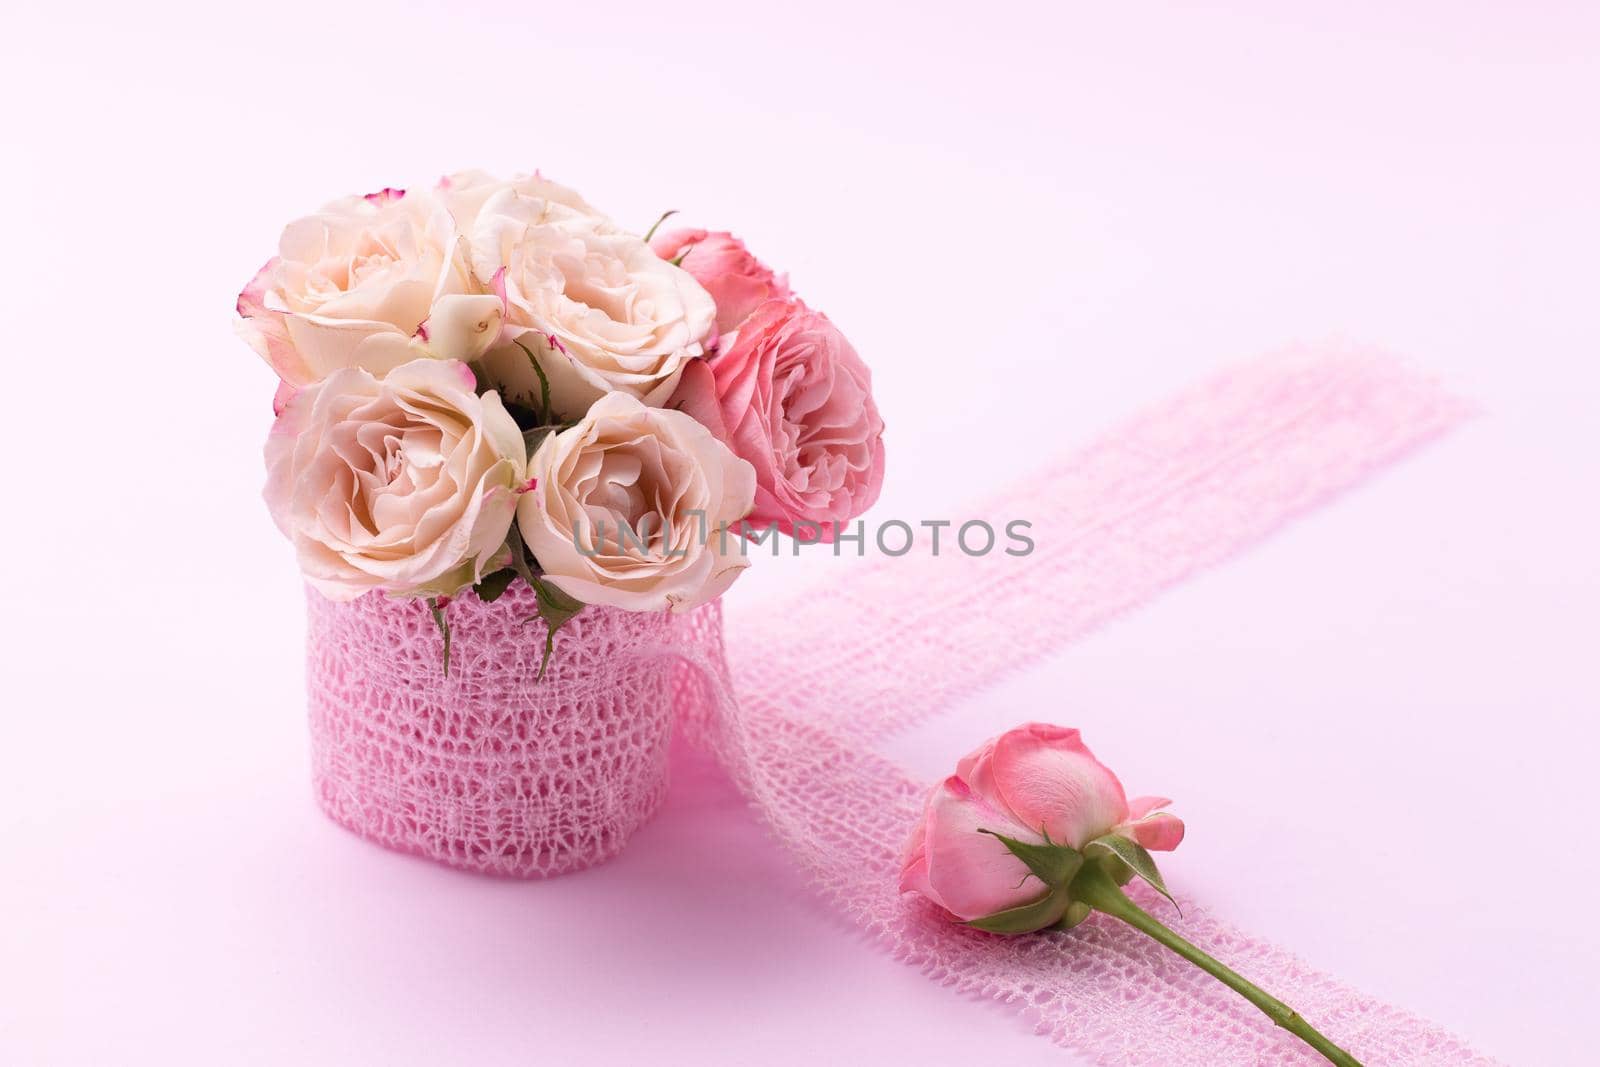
[899,724,1183,924]
[898,728,1362,1062]
[649,229,790,335]
[670,299,885,540]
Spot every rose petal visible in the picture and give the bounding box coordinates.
[990,724,1130,849]
[1125,811,1186,852]
[1127,795,1172,820]
[898,809,931,895]
[921,776,1046,921]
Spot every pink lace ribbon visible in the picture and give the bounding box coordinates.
[666,345,1495,1065]
[304,343,1491,1062]
[307,587,681,878]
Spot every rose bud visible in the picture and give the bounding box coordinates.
[900,724,1361,1066]
[648,228,790,336]
[899,723,1182,932]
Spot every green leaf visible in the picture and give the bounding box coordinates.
[977,830,1083,888]
[1084,833,1180,914]
[472,568,516,603]
[513,338,553,424]
[427,597,452,677]
[965,885,1073,935]
[642,208,678,244]
[522,576,585,681]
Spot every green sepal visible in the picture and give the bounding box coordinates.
[522,576,585,681]
[472,568,516,603]
[642,208,678,244]
[505,526,537,587]
[427,596,452,677]
[965,885,1073,935]
[1085,833,1179,914]
[1055,899,1093,930]
[977,829,1083,888]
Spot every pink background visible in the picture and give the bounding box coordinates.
[4,2,1598,1062]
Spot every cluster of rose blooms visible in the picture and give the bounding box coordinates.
[238,170,886,649]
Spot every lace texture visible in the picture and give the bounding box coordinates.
[306,583,679,877]
[693,346,1490,1064]
[305,345,1494,1063]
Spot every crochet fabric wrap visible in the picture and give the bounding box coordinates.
[304,346,1495,1063]
[306,585,684,878]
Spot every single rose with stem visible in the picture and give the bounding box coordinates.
[899,723,1362,1066]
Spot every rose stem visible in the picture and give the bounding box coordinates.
[1072,865,1363,1067]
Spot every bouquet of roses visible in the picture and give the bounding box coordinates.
[237,171,886,673]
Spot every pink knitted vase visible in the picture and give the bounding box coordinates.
[305,581,699,877]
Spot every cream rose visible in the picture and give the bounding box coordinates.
[469,188,716,418]
[264,358,526,601]
[236,187,503,389]
[517,393,756,612]
[437,168,614,233]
